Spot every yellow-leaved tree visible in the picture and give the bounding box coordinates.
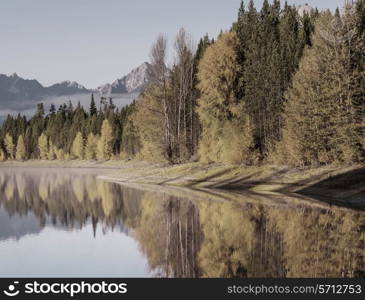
[276,11,365,166]
[48,141,56,160]
[71,132,84,159]
[85,133,98,160]
[132,86,166,162]
[97,119,114,160]
[0,148,6,161]
[38,133,49,160]
[197,31,254,164]
[15,135,26,161]
[4,133,15,160]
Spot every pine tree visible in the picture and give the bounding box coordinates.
[15,135,26,161]
[352,0,365,153]
[4,133,15,159]
[36,103,45,118]
[0,91,134,160]
[38,133,49,160]
[235,0,311,156]
[49,104,56,115]
[71,132,84,159]
[90,93,97,116]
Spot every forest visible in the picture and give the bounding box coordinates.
[0,0,364,167]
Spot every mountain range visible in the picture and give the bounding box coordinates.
[97,62,151,95]
[0,63,151,115]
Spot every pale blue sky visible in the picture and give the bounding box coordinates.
[0,0,345,88]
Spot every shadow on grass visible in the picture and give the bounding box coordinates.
[185,168,236,187]
[156,164,365,211]
[197,166,365,211]
[296,167,365,210]
[203,168,291,190]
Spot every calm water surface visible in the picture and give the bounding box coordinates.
[0,167,364,278]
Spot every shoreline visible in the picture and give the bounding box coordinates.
[1,160,364,209]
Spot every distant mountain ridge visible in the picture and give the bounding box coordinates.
[47,80,90,96]
[0,73,47,103]
[97,62,151,95]
[0,73,90,106]
[0,63,151,111]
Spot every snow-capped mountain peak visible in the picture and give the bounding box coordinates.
[60,80,87,90]
[97,62,151,95]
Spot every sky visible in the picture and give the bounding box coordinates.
[0,0,346,88]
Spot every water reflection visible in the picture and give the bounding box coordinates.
[0,168,364,278]
[0,169,131,233]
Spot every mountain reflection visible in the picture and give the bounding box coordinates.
[0,168,364,278]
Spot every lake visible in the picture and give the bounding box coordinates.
[0,167,364,278]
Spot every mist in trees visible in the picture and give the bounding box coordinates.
[0,95,135,161]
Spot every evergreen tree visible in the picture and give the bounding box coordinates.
[49,104,56,115]
[120,115,141,157]
[90,93,97,116]
[191,34,212,154]
[0,91,134,161]
[235,0,313,156]
[36,103,45,118]
[352,0,365,152]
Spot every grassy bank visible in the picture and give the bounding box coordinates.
[1,160,364,208]
[100,161,364,209]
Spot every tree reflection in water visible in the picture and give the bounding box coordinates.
[0,168,364,278]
